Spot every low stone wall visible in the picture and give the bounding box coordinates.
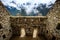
[10,16,48,40]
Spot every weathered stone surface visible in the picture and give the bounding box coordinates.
[10,16,47,40]
[47,0,60,40]
[0,0,60,40]
[0,1,12,40]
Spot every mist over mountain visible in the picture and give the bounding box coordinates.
[5,3,53,16]
[1,0,56,16]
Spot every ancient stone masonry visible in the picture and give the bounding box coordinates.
[47,0,60,40]
[0,1,12,40]
[10,16,48,40]
[0,0,60,40]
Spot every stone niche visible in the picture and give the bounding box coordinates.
[56,23,60,30]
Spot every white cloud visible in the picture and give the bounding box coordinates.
[1,0,56,15]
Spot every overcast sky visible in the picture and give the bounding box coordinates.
[1,0,56,15]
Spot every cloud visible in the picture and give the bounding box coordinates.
[1,0,56,15]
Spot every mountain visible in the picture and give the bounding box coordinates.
[1,0,56,16]
[5,3,53,16]
[36,4,53,16]
[5,6,20,16]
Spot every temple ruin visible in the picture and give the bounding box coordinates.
[0,0,60,40]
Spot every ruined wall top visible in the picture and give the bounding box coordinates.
[56,0,60,2]
[47,0,60,16]
[0,1,10,16]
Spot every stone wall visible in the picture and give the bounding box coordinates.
[47,0,60,40]
[0,1,12,40]
[0,0,60,40]
[10,16,48,39]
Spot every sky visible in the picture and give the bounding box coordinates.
[1,0,56,16]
